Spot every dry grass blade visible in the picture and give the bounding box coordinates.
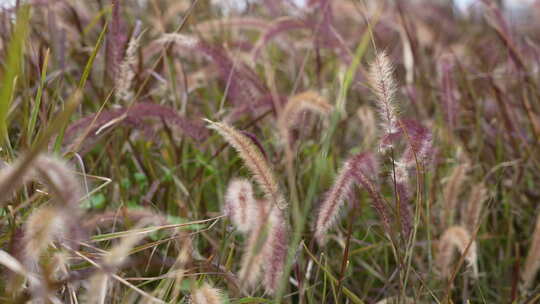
[206,120,287,209]
[69,246,166,304]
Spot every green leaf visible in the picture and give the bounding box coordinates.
[82,193,107,210]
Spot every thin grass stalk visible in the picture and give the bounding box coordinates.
[27,48,50,145]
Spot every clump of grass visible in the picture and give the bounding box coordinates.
[0,155,83,300]
[2,0,540,302]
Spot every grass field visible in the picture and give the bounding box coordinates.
[0,0,539,303]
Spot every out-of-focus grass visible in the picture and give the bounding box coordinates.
[0,1,539,303]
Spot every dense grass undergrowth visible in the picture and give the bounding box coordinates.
[0,0,539,303]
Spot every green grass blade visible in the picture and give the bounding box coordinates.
[0,5,31,149]
[27,48,50,145]
[53,21,108,153]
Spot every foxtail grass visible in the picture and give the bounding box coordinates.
[191,282,223,304]
[206,120,287,209]
[436,225,478,279]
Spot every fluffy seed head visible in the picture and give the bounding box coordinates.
[115,26,143,101]
[238,200,269,289]
[441,163,469,228]
[236,198,288,294]
[23,206,66,270]
[224,178,258,233]
[314,152,381,244]
[368,51,399,134]
[277,91,333,145]
[262,208,288,294]
[206,120,287,209]
[314,158,356,244]
[191,282,223,304]
[356,105,377,147]
[462,182,488,233]
[32,156,83,210]
[0,155,82,208]
[436,226,478,279]
[158,33,199,48]
[0,155,84,274]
